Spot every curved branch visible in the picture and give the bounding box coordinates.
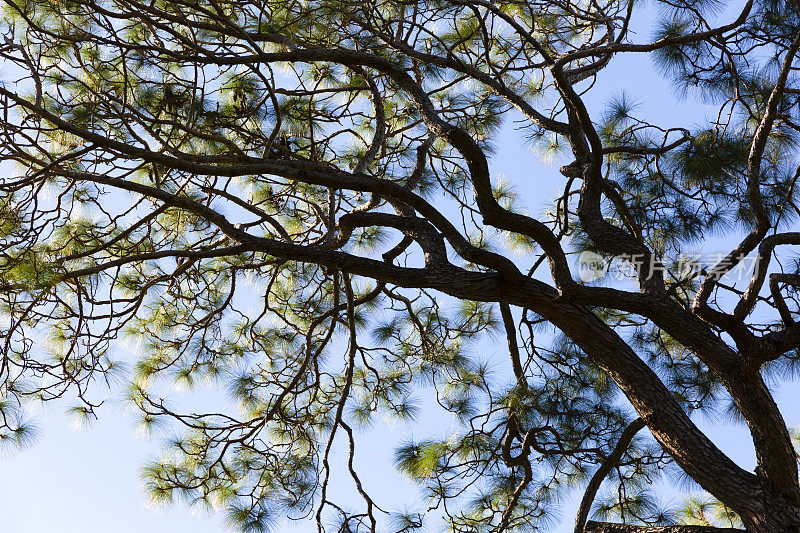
[575,418,647,533]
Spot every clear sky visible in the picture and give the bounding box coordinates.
[3,4,799,533]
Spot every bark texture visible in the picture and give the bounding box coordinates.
[585,523,744,533]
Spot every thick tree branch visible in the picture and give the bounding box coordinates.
[584,522,744,533]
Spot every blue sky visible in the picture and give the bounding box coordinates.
[3,4,800,532]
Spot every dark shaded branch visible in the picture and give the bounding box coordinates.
[584,522,744,533]
[575,418,647,533]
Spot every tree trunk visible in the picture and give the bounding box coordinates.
[738,501,800,533]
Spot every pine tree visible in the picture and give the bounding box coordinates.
[0,0,799,531]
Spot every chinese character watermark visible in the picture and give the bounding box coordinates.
[576,251,762,283]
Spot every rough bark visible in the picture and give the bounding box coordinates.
[584,522,743,533]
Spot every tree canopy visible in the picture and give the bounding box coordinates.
[1,0,800,531]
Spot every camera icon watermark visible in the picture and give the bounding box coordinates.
[577,251,610,282]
